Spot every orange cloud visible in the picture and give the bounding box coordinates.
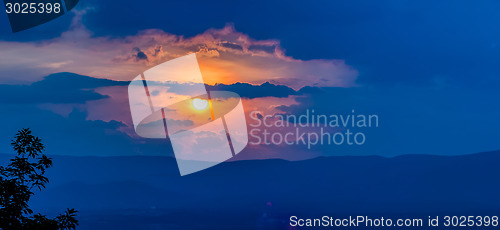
[0,13,358,89]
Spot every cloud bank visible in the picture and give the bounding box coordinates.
[0,12,358,89]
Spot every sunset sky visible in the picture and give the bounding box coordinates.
[0,0,499,160]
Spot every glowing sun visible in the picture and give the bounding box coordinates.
[192,98,208,110]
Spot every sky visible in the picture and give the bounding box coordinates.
[0,0,499,159]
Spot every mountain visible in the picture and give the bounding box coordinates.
[1,151,500,229]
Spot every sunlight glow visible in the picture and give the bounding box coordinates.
[192,98,208,110]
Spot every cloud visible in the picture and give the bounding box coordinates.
[0,12,358,89]
[0,72,127,104]
[0,0,499,161]
[207,82,298,99]
[133,47,148,61]
[0,104,168,157]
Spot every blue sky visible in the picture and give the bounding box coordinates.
[0,0,499,158]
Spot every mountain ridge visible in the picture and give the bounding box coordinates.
[2,150,499,229]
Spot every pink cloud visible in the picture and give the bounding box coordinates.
[0,13,358,89]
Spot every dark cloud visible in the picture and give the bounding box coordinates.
[152,45,162,57]
[0,104,175,157]
[207,82,299,99]
[0,72,128,104]
[134,47,148,61]
[0,72,314,107]
[297,86,324,95]
[149,81,309,99]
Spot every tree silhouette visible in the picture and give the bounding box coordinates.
[0,128,78,230]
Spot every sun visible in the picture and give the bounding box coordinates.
[192,98,208,110]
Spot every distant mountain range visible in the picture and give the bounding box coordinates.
[1,151,500,230]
